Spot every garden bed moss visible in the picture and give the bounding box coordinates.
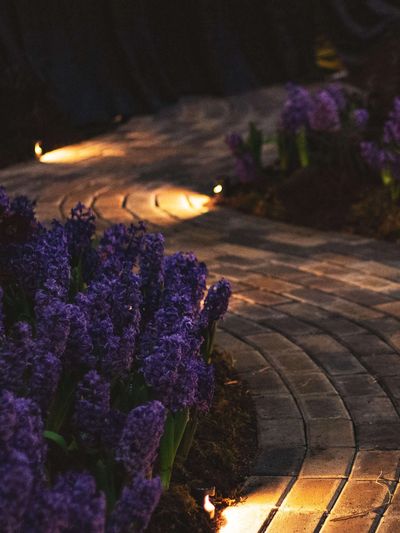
[147,349,257,532]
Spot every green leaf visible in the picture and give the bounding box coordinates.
[44,430,68,453]
[246,122,263,166]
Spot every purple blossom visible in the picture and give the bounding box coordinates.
[34,291,71,357]
[116,401,166,475]
[0,187,10,214]
[75,370,110,447]
[164,252,207,314]
[308,90,341,133]
[195,360,215,412]
[139,233,164,319]
[64,303,95,369]
[280,83,312,134]
[0,390,17,445]
[383,97,400,145]
[99,222,145,275]
[65,203,96,263]
[201,279,232,327]
[25,472,106,533]
[353,108,369,129]
[0,322,33,394]
[108,475,162,533]
[142,334,200,411]
[325,83,347,112]
[360,141,381,168]
[29,351,61,411]
[0,449,33,533]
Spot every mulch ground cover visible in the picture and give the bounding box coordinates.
[147,349,257,533]
[216,165,400,242]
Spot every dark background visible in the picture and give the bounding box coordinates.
[1,0,399,166]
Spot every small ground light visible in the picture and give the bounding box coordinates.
[213,183,223,194]
[34,141,43,159]
[203,494,215,519]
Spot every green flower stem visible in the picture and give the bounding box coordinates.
[177,409,198,462]
[159,409,189,490]
[296,128,309,168]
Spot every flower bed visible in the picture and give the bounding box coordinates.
[0,187,232,532]
[218,83,400,240]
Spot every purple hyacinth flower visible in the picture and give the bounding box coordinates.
[0,449,33,532]
[115,400,166,475]
[383,97,400,145]
[0,187,10,214]
[29,351,62,412]
[195,360,215,412]
[201,279,232,327]
[352,109,369,129]
[35,291,71,357]
[0,322,33,393]
[0,390,17,445]
[25,472,105,533]
[280,84,313,134]
[139,233,165,319]
[325,83,347,112]
[308,90,341,133]
[75,370,110,447]
[65,203,96,259]
[360,141,381,169]
[107,475,162,533]
[99,222,146,275]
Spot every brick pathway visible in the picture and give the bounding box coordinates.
[2,86,400,532]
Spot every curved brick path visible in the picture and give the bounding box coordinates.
[3,86,400,532]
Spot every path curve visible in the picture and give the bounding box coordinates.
[2,86,400,532]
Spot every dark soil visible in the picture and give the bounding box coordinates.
[217,165,400,242]
[147,349,257,533]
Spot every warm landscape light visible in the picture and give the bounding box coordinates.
[34,142,43,158]
[213,184,223,194]
[203,494,215,519]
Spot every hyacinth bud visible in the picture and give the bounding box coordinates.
[308,90,341,133]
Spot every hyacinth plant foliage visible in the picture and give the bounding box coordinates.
[361,97,400,200]
[0,187,231,532]
[226,83,368,183]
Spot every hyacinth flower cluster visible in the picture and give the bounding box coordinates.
[225,122,263,183]
[361,97,400,200]
[225,83,368,182]
[276,82,369,173]
[0,187,231,532]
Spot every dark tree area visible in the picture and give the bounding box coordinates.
[0,0,399,167]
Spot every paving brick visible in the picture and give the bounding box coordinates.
[356,422,400,449]
[342,334,393,356]
[219,476,293,533]
[318,318,367,336]
[288,372,338,396]
[382,376,400,399]
[322,513,383,532]
[280,478,342,512]
[300,448,354,478]
[268,351,319,373]
[243,368,289,397]
[234,289,289,306]
[229,348,269,375]
[307,419,355,448]
[221,314,271,337]
[258,419,305,448]
[254,395,301,420]
[312,352,366,376]
[376,517,400,532]
[299,396,350,420]
[345,396,399,425]
[360,354,400,377]
[327,480,392,521]
[376,301,400,318]
[276,302,336,321]
[351,451,400,481]
[294,334,347,355]
[334,374,386,397]
[266,511,323,532]
[243,273,301,294]
[252,447,305,476]
[260,316,319,335]
[245,332,301,354]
